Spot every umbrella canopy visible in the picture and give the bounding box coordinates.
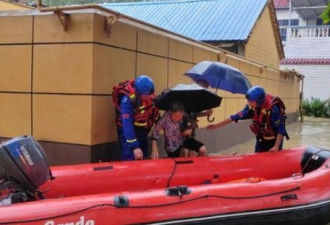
[156,84,222,112]
[185,61,252,94]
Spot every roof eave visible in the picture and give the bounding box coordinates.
[268,0,285,60]
[202,39,247,43]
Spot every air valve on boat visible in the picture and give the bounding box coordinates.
[114,195,129,207]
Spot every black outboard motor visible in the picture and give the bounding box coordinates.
[0,136,51,205]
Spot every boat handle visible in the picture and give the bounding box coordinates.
[166,186,191,197]
[281,194,298,201]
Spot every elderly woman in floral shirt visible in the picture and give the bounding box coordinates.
[151,102,206,159]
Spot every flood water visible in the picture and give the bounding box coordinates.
[216,117,330,155]
[214,118,330,225]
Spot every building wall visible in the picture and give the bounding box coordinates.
[284,36,330,58]
[245,5,281,69]
[0,1,32,10]
[275,8,330,101]
[0,12,301,165]
[275,9,306,25]
[281,64,330,101]
[275,8,323,27]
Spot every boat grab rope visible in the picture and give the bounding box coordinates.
[0,186,301,224]
[167,158,195,187]
[167,158,177,187]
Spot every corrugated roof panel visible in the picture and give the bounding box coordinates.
[222,1,251,40]
[102,0,268,41]
[194,1,223,39]
[239,0,266,39]
[203,0,265,41]
[202,1,231,40]
[210,0,239,40]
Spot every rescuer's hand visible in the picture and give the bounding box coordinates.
[133,148,143,160]
[205,109,213,116]
[206,124,219,130]
[269,146,279,152]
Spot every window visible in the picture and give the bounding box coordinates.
[277,19,299,26]
[290,19,299,26]
[316,18,323,25]
[278,19,288,26]
[317,18,330,25]
[280,28,287,41]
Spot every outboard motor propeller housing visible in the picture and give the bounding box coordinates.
[0,136,51,205]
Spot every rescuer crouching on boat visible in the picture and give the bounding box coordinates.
[112,75,159,161]
[207,86,289,153]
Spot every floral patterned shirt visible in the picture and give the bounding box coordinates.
[151,112,185,152]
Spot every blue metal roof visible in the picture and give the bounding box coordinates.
[102,0,268,41]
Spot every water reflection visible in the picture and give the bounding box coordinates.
[215,118,330,155]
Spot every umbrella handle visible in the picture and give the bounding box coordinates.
[207,115,215,122]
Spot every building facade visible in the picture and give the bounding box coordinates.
[0,7,301,165]
[274,0,330,101]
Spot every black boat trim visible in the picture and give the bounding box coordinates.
[93,166,113,171]
[149,198,330,225]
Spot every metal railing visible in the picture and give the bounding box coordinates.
[285,26,330,38]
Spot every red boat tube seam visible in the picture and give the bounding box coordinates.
[0,186,301,224]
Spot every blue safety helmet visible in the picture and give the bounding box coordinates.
[135,75,155,95]
[245,86,266,106]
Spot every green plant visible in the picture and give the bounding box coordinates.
[302,97,330,118]
[302,99,311,116]
[326,97,330,117]
[321,3,330,24]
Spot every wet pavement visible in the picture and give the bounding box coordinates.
[215,117,330,155]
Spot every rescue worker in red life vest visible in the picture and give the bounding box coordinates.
[207,86,289,153]
[112,75,159,161]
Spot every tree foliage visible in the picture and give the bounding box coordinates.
[321,3,330,24]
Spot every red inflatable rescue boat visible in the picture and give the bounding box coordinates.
[0,136,329,225]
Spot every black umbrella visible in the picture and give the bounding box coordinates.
[156,84,222,113]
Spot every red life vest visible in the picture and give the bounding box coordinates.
[112,80,159,130]
[249,94,286,141]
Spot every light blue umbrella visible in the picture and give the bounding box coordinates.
[185,61,252,94]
